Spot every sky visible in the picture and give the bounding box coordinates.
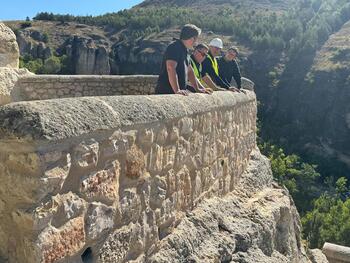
[1,0,144,21]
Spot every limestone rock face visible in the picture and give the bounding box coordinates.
[0,23,19,68]
[67,36,111,75]
[16,30,52,60]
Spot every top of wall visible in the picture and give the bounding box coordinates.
[0,91,255,142]
[18,74,158,82]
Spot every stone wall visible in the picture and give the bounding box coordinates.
[323,243,350,263]
[0,91,257,263]
[16,75,157,101]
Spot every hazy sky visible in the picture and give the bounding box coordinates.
[1,0,144,21]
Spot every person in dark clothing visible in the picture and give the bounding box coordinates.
[218,46,243,91]
[156,24,206,95]
[202,38,231,90]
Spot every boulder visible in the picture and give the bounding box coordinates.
[0,23,19,68]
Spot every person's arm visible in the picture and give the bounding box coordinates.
[188,66,212,94]
[203,59,230,89]
[166,60,188,95]
[202,75,226,91]
[188,66,199,90]
[232,60,242,89]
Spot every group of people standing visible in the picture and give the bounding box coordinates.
[156,24,245,95]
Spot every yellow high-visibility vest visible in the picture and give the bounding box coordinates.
[190,58,202,79]
[207,53,219,76]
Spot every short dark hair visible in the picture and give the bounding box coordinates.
[228,46,239,55]
[195,43,209,51]
[180,24,201,40]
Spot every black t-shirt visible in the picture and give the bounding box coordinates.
[218,57,242,89]
[156,40,189,94]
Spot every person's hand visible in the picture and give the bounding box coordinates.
[205,88,213,94]
[229,87,240,92]
[176,89,190,96]
[198,88,213,94]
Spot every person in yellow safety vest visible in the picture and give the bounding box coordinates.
[189,44,213,93]
[202,38,238,92]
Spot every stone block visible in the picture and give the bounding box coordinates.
[39,153,71,198]
[73,139,99,168]
[156,127,168,145]
[80,160,120,203]
[37,216,85,263]
[149,144,163,173]
[98,223,142,263]
[31,192,86,231]
[150,176,167,209]
[85,202,115,241]
[179,117,193,137]
[120,188,142,224]
[138,128,154,147]
[126,145,145,179]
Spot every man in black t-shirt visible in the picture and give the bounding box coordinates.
[156,24,206,95]
[218,46,242,91]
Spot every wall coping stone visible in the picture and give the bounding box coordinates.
[18,74,158,82]
[0,91,255,141]
[323,242,350,262]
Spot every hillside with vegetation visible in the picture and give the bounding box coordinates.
[4,0,350,249]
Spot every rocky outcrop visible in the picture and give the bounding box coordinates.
[142,149,321,263]
[0,23,33,105]
[16,30,52,59]
[66,36,111,74]
[0,23,19,68]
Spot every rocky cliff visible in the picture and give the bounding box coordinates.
[264,21,350,173]
[144,149,327,263]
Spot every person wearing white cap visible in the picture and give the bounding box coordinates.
[202,38,231,90]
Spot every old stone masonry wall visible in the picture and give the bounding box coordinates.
[0,91,257,263]
[16,75,157,101]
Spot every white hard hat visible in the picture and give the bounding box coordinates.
[209,38,223,49]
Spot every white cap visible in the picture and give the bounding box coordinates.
[209,38,223,49]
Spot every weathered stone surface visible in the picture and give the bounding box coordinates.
[80,160,120,203]
[37,216,85,263]
[126,145,145,178]
[39,153,71,198]
[146,150,311,263]
[98,223,142,263]
[26,192,87,234]
[73,139,99,168]
[120,188,142,224]
[308,249,329,263]
[0,23,19,68]
[86,202,115,241]
[323,242,350,263]
[0,91,256,141]
[0,67,31,105]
